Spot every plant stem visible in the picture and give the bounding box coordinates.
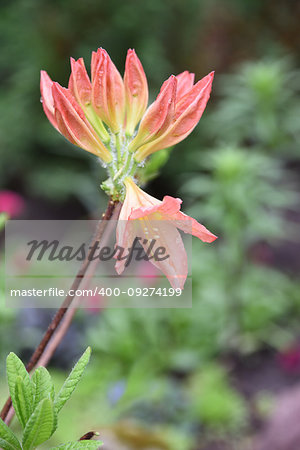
[36,212,117,368]
[0,198,120,423]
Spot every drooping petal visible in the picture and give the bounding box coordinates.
[160,196,217,243]
[52,83,112,162]
[117,179,216,289]
[135,218,188,289]
[134,72,214,161]
[129,194,217,243]
[92,48,125,132]
[119,177,160,221]
[176,71,195,100]
[116,213,187,289]
[40,71,58,130]
[124,49,149,136]
[115,218,187,289]
[68,57,92,107]
[129,75,177,151]
[129,195,181,221]
[116,177,160,275]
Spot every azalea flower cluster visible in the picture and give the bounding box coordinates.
[40,47,216,288]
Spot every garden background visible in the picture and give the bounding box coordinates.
[0,0,300,448]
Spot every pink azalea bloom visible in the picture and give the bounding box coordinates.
[0,191,25,218]
[115,178,217,289]
[40,47,213,164]
[85,293,106,314]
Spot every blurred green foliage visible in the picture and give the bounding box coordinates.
[182,146,297,241]
[188,364,248,431]
[206,59,300,153]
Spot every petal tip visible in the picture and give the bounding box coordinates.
[206,233,218,243]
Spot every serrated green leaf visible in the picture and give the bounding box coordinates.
[54,347,91,414]
[51,406,58,435]
[32,366,55,409]
[0,418,22,449]
[14,376,32,428]
[22,398,54,450]
[31,367,57,434]
[50,441,102,449]
[6,353,33,422]
[0,438,19,450]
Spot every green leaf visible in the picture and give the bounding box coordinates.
[0,418,22,450]
[51,406,58,435]
[32,366,55,409]
[50,441,102,449]
[22,398,54,450]
[31,367,57,434]
[14,376,32,428]
[0,213,8,231]
[0,439,19,450]
[6,353,33,421]
[54,347,91,414]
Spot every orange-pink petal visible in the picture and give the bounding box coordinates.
[91,50,100,83]
[91,49,110,125]
[175,71,195,101]
[129,75,177,150]
[40,71,58,130]
[124,49,149,135]
[129,194,217,243]
[175,71,214,120]
[119,177,160,221]
[141,221,187,290]
[115,213,188,289]
[161,196,217,243]
[68,57,91,107]
[52,83,112,161]
[134,72,214,161]
[92,48,125,132]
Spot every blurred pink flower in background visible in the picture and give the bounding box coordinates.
[85,293,107,314]
[278,343,300,374]
[0,190,25,218]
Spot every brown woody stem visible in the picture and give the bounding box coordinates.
[0,198,119,423]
